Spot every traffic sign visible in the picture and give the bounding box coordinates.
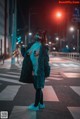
[72,17,80,22]
[73,8,80,17]
[72,8,80,22]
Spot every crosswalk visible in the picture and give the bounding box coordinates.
[0,69,61,101]
[0,85,21,101]
[51,63,80,68]
[49,56,80,69]
[0,69,80,119]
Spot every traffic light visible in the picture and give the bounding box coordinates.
[51,8,65,23]
[17,36,21,43]
[56,12,62,18]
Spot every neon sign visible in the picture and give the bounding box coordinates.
[58,0,80,4]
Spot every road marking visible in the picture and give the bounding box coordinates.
[0,77,25,84]
[60,64,69,67]
[67,107,80,119]
[0,73,20,78]
[43,86,59,101]
[68,64,79,67]
[63,73,80,78]
[9,106,36,119]
[0,85,21,101]
[7,72,20,75]
[50,74,62,77]
[45,79,50,82]
[0,65,11,69]
[47,77,63,80]
[52,64,59,66]
[50,72,60,75]
[70,86,80,96]
[52,63,79,68]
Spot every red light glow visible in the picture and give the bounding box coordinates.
[51,8,65,24]
[56,12,62,18]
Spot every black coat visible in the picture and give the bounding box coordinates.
[19,54,34,83]
[19,42,35,83]
[19,43,50,87]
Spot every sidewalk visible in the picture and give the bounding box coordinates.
[0,57,22,69]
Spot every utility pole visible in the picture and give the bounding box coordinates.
[11,0,17,64]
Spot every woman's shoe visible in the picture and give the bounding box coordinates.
[27,104,39,111]
[39,103,45,109]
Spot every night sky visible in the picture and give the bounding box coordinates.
[17,0,79,40]
[17,0,59,31]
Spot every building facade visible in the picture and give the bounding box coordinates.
[0,0,9,57]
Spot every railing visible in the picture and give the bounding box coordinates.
[51,52,80,62]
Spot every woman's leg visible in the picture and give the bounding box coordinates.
[34,88,41,106]
[40,89,43,104]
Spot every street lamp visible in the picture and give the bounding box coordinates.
[49,41,52,45]
[56,37,59,41]
[69,26,79,53]
[69,27,75,32]
[29,32,32,36]
[53,47,56,51]
[73,47,76,51]
[66,45,69,48]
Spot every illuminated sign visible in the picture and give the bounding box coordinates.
[58,0,80,4]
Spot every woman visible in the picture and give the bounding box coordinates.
[27,32,50,111]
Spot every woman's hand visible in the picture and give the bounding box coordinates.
[34,51,39,56]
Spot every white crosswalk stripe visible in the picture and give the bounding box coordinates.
[52,64,59,66]
[0,73,20,78]
[0,77,25,84]
[43,86,59,101]
[9,106,36,119]
[7,72,20,75]
[0,85,21,101]
[60,63,69,67]
[67,64,79,67]
[50,74,61,77]
[48,72,63,80]
[70,86,80,96]
[47,77,63,80]
[52,63,80,68]
[63,73,80,78]
[67,107,80,119]
[0,70,24,84]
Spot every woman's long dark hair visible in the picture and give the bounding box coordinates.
[34,29,47,44]
[41,30,47,44]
